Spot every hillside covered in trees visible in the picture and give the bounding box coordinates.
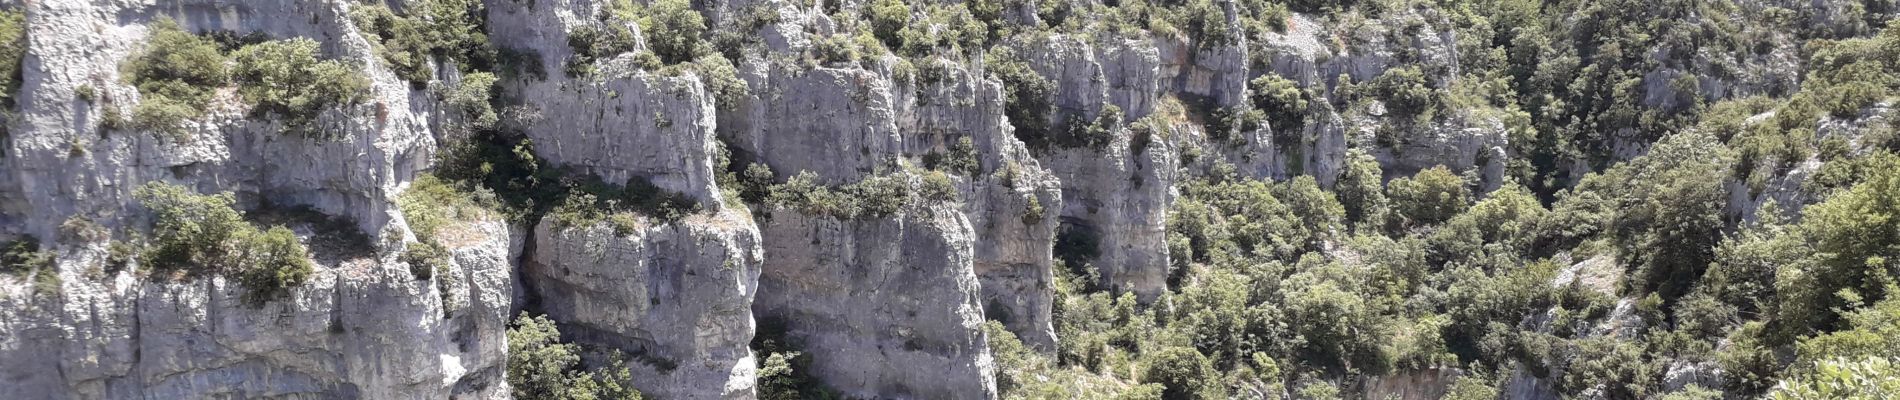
[0,0,1895,399]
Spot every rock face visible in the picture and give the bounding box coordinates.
[753,209,998,399]
[0,216,518,399]
[526,211,763,400]
[7,0,1840,397]
[899,61,1064,350]
[10,0,432,241]
[486,0,727,205]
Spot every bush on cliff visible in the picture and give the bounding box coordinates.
[127,20,228,139]
[136,183,313,301]
[506,313,645,400]
[0,9,26,109]
[230,38,370,135]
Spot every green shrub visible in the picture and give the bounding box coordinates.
[1061,104,1122,150]
[1386,165,1468,231]
[564,24,643,77]
[1,237,51,275]
[136,183,250,274]
[926,136,982,176]
[352,0,494,87]
[868,0,912,49]
[1247,74,1307,143]
[683,56,749,110]
[639,0,708,65]
[127,22,369,139]
[444,72,499,129]
[812,34,862,65]
[1366,66,1438,117]
[402,240,450,280]
[1335,149,1388,230]
[127,21,229,138]
[753,318,842,400]
[234,226,314,302]
[506,313,646,400]
[136,183,314,300]
[1771,357,1900,399]
[230,38,370,134]
[765,171,932,219]
[548,175,703,229]
[989,49,1055,150]
[739,162,776,204]
[920,171,958,203]
[0,9,26,109]
[1140,347,1224,400]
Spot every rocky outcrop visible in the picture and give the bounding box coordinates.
[9,0,434,241]
[1361,368,1462,400]
[0,215,518,399]
[486,0,727,205]
[898,60,1063,349]
[526,211,763,400]
[1349,106,1512,192]
[753,209,999,399]
[1725,102,1894,222]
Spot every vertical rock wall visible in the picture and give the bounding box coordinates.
[753,209,998,399]
[526,211,763,400]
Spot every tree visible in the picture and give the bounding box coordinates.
[136,182,315,301]
[128,20,230,137]
[641,0,708,64]
[1248,74,1307,145]
[235,226,315,302]
[1777,155,1900,336]
[136,183,249,273]
[1386,165,1468,231]
[506,313,644,400]
[1334,149,1388,231]
[1367,66,1437,117]
[230,38,370,133]
[1140,347,1224,400]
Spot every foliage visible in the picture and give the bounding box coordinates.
[990,48,1056,150]
[1365,66,1438,117]
[638,0,709,65]
[127,21,229,138]
[230,38,370,134]
[764,170,950,219]
[135,183,313,301]
[506,313,645,400]
[0,9,26,109]
[1139,346,1224,400]
[1771,357,1900,399]
[925,136,982,176]
[398,175,495,281]
[234,226,315,302]
[126,21,369,139]
[753,319,843,400]
[1334,149,1388,231]
[443,72,499,130]
[548,175,703,231]
[1385,165,1468,231]
[564,24,643,77]
[352,0,495,87]
[1247,74,1307,142]
[1,237,51,275]
[1775,154,1900,336]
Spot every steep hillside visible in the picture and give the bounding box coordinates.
[0,0,1894,399]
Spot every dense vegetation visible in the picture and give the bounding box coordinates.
[28,0,1893,396]
[135,183,314,302]
[507,313,645,400]
[125,20,368,139]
